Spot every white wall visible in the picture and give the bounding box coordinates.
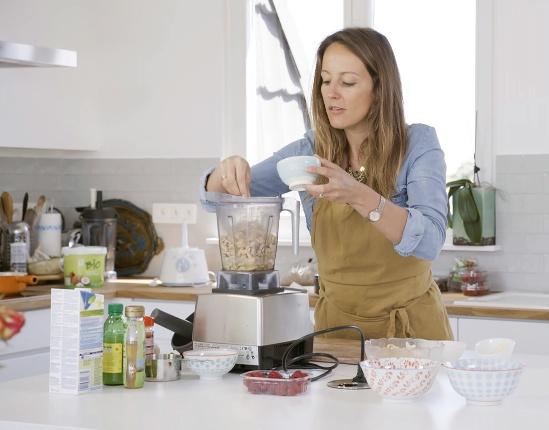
[492,0,549,155]
[0,0,224,158]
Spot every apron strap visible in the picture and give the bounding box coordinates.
[387,307,416,338]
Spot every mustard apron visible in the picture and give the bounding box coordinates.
[312,198,452,340]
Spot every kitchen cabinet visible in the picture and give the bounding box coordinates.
[457,317,549,355]
[0,308,50,382]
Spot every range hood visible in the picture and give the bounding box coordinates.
[0,41,77,67]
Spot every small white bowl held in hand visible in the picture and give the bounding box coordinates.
[276,156,321,191]
[443,359,523,405]
[183,348,238,380]
[360,357,439,401]
[474,338,516,359]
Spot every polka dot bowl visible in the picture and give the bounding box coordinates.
[360,357,440,401]
[183,349,238,380]
[442,359,524,405]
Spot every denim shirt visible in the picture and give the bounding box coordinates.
[200,123,447,261]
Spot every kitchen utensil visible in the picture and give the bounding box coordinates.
[145,352,181,381]
[1,192,14,224]
[443,359,523,405]
[0,272,38,295]
[360,357,439,401]
[23,208,36,231]
[276,155,321,191]
[364,338,444,361]
[474,337,515,359]
[21,193,28,222]
[150,308,194,354]
[183,349,238,380]
[80,191,117,279]
[440,340,467,362]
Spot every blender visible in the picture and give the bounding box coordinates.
[192,193,314,369]
[80,190,117,279]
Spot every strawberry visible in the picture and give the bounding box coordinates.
[290,370,309,379]
[0,306,25,342]
[267,370,283,379]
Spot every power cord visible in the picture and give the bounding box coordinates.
[278,325,367,383]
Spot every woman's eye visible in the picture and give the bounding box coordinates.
[321,80,331,85]
[342,82,356,87]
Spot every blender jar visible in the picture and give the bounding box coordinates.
[80,207,117,279]
[215,196,299,271]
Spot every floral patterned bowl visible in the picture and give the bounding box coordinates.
[360,357,439,401]
[442,359,523,405]
[183,349,238,380]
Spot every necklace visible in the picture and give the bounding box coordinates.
[346,165,367,184]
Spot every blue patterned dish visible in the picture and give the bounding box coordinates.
[443,359,524,405]
[183,349,238,380]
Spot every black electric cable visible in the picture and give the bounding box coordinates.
[279,325,367,383]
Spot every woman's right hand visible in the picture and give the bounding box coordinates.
[206,155,251,197]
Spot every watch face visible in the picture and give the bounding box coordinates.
[368,211,381,222]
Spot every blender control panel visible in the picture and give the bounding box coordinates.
[193,342,259,365]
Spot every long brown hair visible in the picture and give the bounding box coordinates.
[311,27,407,198]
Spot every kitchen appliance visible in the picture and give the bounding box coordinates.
[80,190,117,279]
[158,204,212,286]
[192,193,313,369]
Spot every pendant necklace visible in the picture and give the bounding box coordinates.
[346,165,367,184]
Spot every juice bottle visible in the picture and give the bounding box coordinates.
[123,305,145,388]
[103,303,126,385]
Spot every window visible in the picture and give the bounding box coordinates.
[373,0,476,181]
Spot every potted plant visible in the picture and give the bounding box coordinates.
[447,179,496,246]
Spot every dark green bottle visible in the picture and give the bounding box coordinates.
[103,303,126,385]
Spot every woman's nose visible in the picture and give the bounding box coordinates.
[325,83,340,99]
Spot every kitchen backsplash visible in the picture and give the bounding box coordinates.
[0,156,220,277]
[431,154,549,293]
[1,153,548,292]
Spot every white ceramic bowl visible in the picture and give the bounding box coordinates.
[474,338,516,359]
[443,359,523,405]
[440,340,467,363]
[360,357,439,401]
[183,349,238,380]
[364,338,444,361]
[276,156,321,191]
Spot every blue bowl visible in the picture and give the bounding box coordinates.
[276,156,321,191]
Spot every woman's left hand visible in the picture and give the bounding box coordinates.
[303,156,365,205]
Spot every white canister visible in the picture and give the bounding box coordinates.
[37,212,62,257]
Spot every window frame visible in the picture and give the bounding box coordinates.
[223,0,494,183]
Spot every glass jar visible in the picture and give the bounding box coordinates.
[103,303,126,386]
[461,270,489,296]
[123,305,145,389]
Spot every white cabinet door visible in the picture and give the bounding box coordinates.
[448,317,459,340]
[0,308,51,382]
[458,317,549,354]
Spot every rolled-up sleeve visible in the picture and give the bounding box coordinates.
[199,166,217,213]
[394,128,448,260]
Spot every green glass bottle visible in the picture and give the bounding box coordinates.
[103,303,126,385]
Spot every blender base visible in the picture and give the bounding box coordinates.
[214,270,283,295]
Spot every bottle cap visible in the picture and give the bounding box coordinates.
[125,305,145,318]
[108,303,123,315]
[143,316,155,327]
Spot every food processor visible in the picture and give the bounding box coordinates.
[192,193,313,369]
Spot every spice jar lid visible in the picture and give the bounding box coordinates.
[143,316,154,326]
[125,305,145,318]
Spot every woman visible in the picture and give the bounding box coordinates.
[201,27,452,340]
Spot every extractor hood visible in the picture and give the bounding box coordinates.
[0,41,77,67]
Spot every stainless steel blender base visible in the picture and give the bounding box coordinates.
[215,270,283,295]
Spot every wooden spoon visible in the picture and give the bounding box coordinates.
[32,195,47,229]
[1,192,13,224]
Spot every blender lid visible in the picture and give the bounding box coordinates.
[205,192,283,205]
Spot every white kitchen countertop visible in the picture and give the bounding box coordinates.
[0,354,548,430]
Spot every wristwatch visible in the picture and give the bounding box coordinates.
[368,195,386,223]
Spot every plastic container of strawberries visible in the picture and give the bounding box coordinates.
[242,370,311,396]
